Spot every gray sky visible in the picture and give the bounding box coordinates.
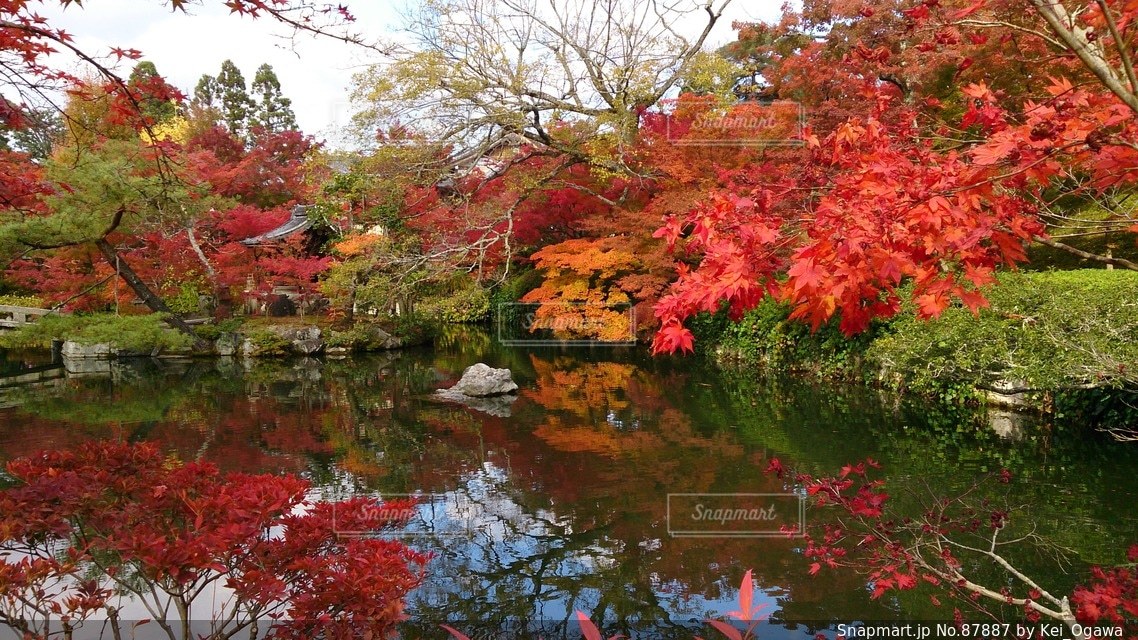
[40,0,783,145]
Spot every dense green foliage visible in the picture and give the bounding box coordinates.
[0,294,43,307]
[869,270,1138,394]
[250,63,298,134]
[0,313,192,353]
[192,318,244,341]
[241,328,293,356]
[488,269,543,327]
[389,313,438,346]
[215,60,256,139]
[701,298,881,381]
[418,276,491,323]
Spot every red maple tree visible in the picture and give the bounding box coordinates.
[0,441,428,640]
[651,0,1138,353]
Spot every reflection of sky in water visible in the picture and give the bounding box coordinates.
[337,460,796,637]
[607,409,640,431]
[0,466,808,640]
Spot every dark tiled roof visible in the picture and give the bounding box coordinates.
[240,205,312,246]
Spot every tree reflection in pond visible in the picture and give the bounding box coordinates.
[0,331,1135,638]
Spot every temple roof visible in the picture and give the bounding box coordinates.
[240,205,312,246]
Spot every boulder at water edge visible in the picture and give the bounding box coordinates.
[434,363,519,417]
[446,363,518,397]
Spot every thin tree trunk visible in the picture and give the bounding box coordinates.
[1030,0,1138,114]
[1034,235,1138,271]
[94,238,208,350]
[185,226,215,278]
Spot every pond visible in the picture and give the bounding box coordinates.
[0,326,1135,638]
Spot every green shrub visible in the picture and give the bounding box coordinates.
[491,269,542,304]
[194,324,221,341]
[166,282,205,315]
[714,298,882,380]
[687,307,732,349]
[324,327,360,349]
[243,329,292,357]
[868,269,1138,394]
[325,324,380,350]
[0,313,193,353]
[1054,386,1138,437]
[326,317,435,350]
[193,318,244,342]
[419,283,491,323]
[489,269,543,319]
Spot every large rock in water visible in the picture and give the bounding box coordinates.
[60,341,151,359]
[60,341,114,359]
[434,363,519,417]
[241,325,324,356]
[357,324,403,351]
[447,363,518,397]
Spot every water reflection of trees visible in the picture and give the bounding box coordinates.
[373,354,898,636]
[1,342,1134,634]
[0,349,894,633]
[0,359,338,474]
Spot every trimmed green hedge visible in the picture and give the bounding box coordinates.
[868,269,1138,395]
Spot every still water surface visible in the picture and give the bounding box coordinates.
[0,327,1135,638]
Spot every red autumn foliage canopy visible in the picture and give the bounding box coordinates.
[648,0,1138,353]
[0,441,428,639]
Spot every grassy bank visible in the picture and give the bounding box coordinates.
[696,269,1138,438]
[0,312,438,357]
